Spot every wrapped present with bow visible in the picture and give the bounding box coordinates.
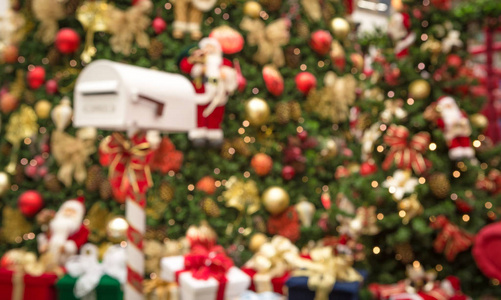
[56,243,126,300]
[382,125,431,175]
[241,236,299,295]
[0,249,63,300]
[369,264,470,300]
[429,216,474,262]
[285,247,366,300]
[160,223,251,300]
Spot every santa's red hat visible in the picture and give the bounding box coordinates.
[441,275,461,295]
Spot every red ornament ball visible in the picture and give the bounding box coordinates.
[262,65,284,96]
[295,72,317,95]
[282,165,296,181]
[2,45,19,63]
[446,54,462,69]
[360,161,377,176]
[209,26,245,55]
[455,199,473,214]
[196,176,217,195]
[335,166,350,179]
[27,66,46,89]
[152,17,167,35]
[45,79,58,95]
[0,92,18,113]
[55,28,81,54]
[18,190,44,217]
[251,153,273,176]
[309,30,332,55]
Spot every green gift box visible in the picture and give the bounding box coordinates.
[56,274,123,300]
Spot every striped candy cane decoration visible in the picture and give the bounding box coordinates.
[99,132,153,300]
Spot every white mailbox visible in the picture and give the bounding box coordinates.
[73,60,199,132]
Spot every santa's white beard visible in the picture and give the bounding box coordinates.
[442,108,463,127]
[205,54,222,78]
[48,214,81,255]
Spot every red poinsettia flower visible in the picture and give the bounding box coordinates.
[149,137,183,174]
[267,206,300,242]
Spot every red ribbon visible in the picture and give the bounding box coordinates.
[176,243,234,300]
[382,125,431,175]
[99,132,153,199]
[430,215,474,262]
[476,169,501,195]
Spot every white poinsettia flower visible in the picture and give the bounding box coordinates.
[380,99,407,123]
[361,122,382,161]
[382,170,419,200]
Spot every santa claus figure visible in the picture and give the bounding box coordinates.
[426,96,475,160]
[387,12,416,58]
[179,38,238,146]
[37,197,89,265]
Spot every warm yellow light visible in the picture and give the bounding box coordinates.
[373,246,381,254]
[429,143,437,151]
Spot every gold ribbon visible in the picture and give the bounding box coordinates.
[240,17,290,67]
[245,236,299,293]
[292,247,363,300]
[222,177,260,215]
[144,278,178,300]
[51,130,96,187]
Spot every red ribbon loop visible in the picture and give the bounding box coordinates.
[382,125,431,174]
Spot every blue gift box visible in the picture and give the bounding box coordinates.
[285,270,367,300]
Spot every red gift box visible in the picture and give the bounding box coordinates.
[0,268,58,300]
[241,267,290,295]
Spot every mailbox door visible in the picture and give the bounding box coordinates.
[73,64,127,130]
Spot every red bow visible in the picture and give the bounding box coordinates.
[382,125,431,175]
[430,215,474,262]
[99,133,153,201]
[177,243,234,300]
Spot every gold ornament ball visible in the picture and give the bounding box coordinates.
[249,232,268,252]
[470,113,488,129]
[245,98,270,126]
[106,217,129,243]
[262,186,290,215]
[35,100,52,119]
[244,1,262,18]
[0,172,10,197]
[330,18,350,39]
[408,79,431,100]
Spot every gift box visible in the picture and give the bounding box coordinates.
[56,274,123,300]
[285,270,368,300]
[241,268,289,295]
[0,268,58,300]
[160,255,251,300]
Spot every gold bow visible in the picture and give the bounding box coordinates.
[51,129,96,187]
[144,238,190,275]
[245,236,299,293]
[144,278,178,300]
[32,0,65,44]
[240,17,290,67]
[305,72,356,124]
[223,176,260,215]
[293,247,363,300]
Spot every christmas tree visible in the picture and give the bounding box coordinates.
[0,0,500,299]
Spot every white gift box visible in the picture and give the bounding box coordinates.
[73,60,216,133]
[161,255,251,300]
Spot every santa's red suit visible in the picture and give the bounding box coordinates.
[436,96,475,160]
[388,12,416,59]
[179,38,237,142]
[37,198,89,266]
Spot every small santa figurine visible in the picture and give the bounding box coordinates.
[179,37,238,146]
[37,197,89,265]
[424,96,475,160]
[387,12,416,58]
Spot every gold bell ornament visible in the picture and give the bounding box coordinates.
[295,198,316,227]
[51,97,73,131]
